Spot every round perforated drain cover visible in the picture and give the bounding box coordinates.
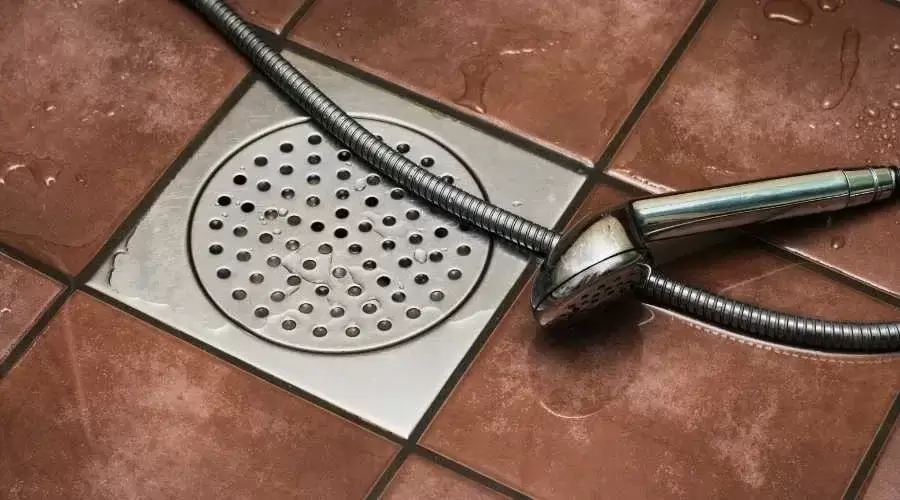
[190,117,490,353]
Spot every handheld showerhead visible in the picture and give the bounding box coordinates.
[533,166,898,328]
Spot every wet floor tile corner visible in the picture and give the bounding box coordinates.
[0,252,63,365]
[607,0,900,297]
[0,291,399,499]
[288,0,707,161]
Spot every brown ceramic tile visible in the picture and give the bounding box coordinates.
[609,0,900,296]
[423,182,900,498]
[864,418,900,500]
[226,0,307,33]
[289,0,705,160]
[382,455,508,500]
[0,0,247,275]
[0,293,398,499]
[0,253,61,364]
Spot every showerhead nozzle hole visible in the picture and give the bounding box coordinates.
[391,189,405,200]
[257,180,271,192]
[307,154,321,165]
[217,195,231,206]
[233,226,248,237]
[307,134,322,145]
[233,174,247,185]
[365,196,379,207]
[335,208,349,219]
[420,156,434,167]
[281,188,295,199]
[334,228,348,238]
[209,219,223,230]
[337,150,351,161]
[434,227,448,238]
[279,164,294,175]
[280,142,294,153]
[240,202,255,213]
[254,156,267,167]
[311,221,325,232]
[396,143,410,153]
[209,244,223,255]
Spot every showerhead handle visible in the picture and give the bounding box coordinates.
[630,166,897,241]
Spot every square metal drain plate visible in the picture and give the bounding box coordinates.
[88,50,585,437]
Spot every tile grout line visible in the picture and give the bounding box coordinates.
[844,392,900,499]
[413,447,532,499]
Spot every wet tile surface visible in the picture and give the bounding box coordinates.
[289,0,704,160]
[226,0,306,33]
[382,455,507,500]
[865,419,900,500]
[0,293,398,499]
[0,0,247,275]
[422,182,900,499]
[0,254,61,364]
[609,0,900,296]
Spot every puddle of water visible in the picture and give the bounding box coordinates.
[454,56,502,114]
[821,28,860,110]
[763,0,813,25]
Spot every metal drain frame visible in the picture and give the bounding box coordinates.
[187,115,493,353]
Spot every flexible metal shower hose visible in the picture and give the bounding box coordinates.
[186,0,899,352]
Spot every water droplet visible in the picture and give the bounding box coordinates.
[751,33,760,40]
[278,208,288,216]
[830,236,846,249]
[763,0,812,26]
[867,107,880,118]
[511,200,523,207]
[352,56,360,63]
[249,9,258,15]
[893,42,900,52]
[817,0,844,12]
[413,248,428,263]
[44,104,56,112]
[454,55,501,114]
[820,28,859,111]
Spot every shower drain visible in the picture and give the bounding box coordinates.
[189,117,490,353]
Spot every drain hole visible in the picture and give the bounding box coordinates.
[430,290,445,302]
[280,142,294,153]
[434,227,448,238]
[232,289,247,300]
[335,208,349,219]
[313,326,327,337]
[307,196,320,207]
[209,244,223,255]
[254,306,269,318]
[367,174,381,186]
[315,285,330,296]
[414,273,429,285]
[308,134,322,145]
[236,250,251,262]
[382,240,396,251]
[398,257,412,268]
[307,154,321,165]
[391,291,406,303]
[330,306,345,318]
[270,290,285,302]
[257,180,271,192]
[406,307,421,319]
[409,233,423,245]
[254,156,268,167]
[287,275,301,286]
[280,164,294,175]
[266,256,281,267]
[334,228,348,238]
[429,251,443,262]
[233,174,247,185]
[302,259,316,270]
[448,269,462,280]
[336,188,350,200]
[241,202,255,213]
[307,174,320,185]
[311,221,325,232]
[217,195,231,206]
[406,209,420,221]
[377,319,392,331]
[383,216,396,226]
[299,302,314,313]
[281,188,295,199]
[233,226,248,237]
[347,285,362,296]
[358,221,372,232]
[217,268,231,279]
[337,169,351,180]
[264,209,278,220]
[457,245,471,256]
[345,326,360,337]
[348,243,362,254]
[365,196,379,207]
[259,233,273,244]
[288,215,302,226]
[391,189,405,200]
[421,156,434,167]
[282,319,296,330]
[362,302,377,314]
[209,219,223,230]
[396,143,410,153]
[286,239,300,251]
[249,273,264,284]
[337,150,351,161]
[318,243,333,254]
[362,259,377,270]
[377,276,391,287]
[332,266,347,278]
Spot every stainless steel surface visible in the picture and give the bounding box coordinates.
[88,49,586,436]
[191,118,489,353]
[632,167,897,241]
[532,207,650,327]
